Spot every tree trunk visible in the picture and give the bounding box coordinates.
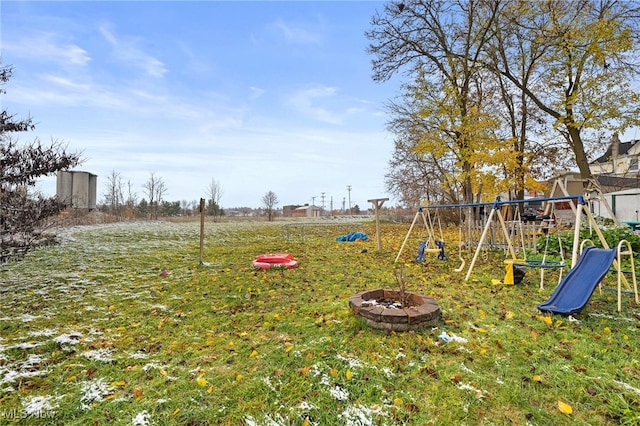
[567,126,594,184]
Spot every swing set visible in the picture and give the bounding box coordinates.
[395,201,495,271]
[395,205,451,264]
[398,196,627,281]
[463,196,586,281]
[396,195,639,311]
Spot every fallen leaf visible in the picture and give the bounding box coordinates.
[538,315,553,326]
[558,400,573,415]
[296,366,311,375]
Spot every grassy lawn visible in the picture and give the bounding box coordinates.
[1,219,640,425]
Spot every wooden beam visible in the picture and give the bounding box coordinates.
[368,198,389,251]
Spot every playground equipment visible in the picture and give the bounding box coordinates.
[252,253,299,270]
[502,203,567,287]
[396,205,457,264]
[464,195,585,283]
[415,240,448,262]
[537,240,638,314]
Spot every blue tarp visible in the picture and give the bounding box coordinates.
[336,232,368,242]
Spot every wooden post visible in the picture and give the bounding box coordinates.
[368,198,389,251]
[199,198,205,265]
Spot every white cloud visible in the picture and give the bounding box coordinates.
[2,32,91,67]
[271,18,323,45]
[98,25,167,78]
[249,86,266,100]
[287,85,342,124]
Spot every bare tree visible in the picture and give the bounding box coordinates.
[104,170,124,217]
[142,172,167,219]
[205,177,224,222]
[261,190,279,222]
[121,180,137,218]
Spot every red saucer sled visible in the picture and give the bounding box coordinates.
[252,253,299,270]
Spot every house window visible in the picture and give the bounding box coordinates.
[631,158,639,171]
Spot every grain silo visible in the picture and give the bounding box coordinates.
[56,171,97,209]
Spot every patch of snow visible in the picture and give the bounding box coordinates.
[54,332,82,346]
[614,380,640,395]
[23,395,57,416]
[339,404,388,426]
[82,349,114,363]
[336,354,363,369]
[128,351,150,359]
[457,382,486,399]
[28,328,58,337]
[13,342,43,350]
[80,378,114,409]
[142,362,164,372]
[0,353,49,386]
[296,401,317,411]
[132,410,152,426]
[460,363,475,374]
[438,331,467,344]
[20,314,39,322]
[329,385,349,401]
[263,377,277,392]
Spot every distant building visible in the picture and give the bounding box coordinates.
[56,170,97,209]
[291,204,323,218]
[282,205,301,217]
[590,134,640,181]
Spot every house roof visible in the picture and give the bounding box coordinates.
[592,139,640,163]
[595,174,640,189]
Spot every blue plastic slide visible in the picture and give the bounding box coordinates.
[537,246,617,315]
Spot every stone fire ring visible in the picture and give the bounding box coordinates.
[349,288,440,331]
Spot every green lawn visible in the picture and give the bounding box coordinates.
[1,219,639,425]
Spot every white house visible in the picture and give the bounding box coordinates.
[590,134,640,177]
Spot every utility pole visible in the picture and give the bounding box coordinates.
[346,185,352,216]
[321,192,326,216]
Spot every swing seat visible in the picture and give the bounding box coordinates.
[516,259,566,269]
[424,248,443,253]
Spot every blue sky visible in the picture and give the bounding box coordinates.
[2,1,401,209]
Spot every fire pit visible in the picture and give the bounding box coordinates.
[349,288,440,331]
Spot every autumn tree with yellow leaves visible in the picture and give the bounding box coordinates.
[368,0,640,206]
[485,0,640,187]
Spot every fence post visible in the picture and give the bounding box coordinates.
[199,198,205,265]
